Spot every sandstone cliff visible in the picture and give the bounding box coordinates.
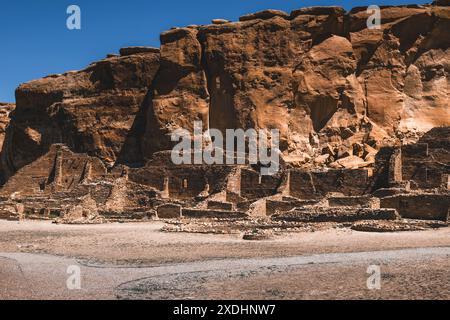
[2,49,159,180]
[1,3,449,181]
[0,103,14,150]
[0,103,14,184]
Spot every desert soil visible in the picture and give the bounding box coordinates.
[0,220,449,300]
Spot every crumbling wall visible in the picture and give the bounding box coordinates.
[401,142,449,189]
[157,204,182,219]
[129,163,235,200]
[381,194,450,221]
[289,169,371,199]
[377,128,450,191]
[328,196,380,209]
[273,207,399,223]
[240,168,283,200]
[0,144,107,196]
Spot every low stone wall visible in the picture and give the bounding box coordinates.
[328,196,380,209]
[207,201,233,211]
[380,194,450,221]
[182,208,247,219]
[100,210,154,222]
[444,175,450,190]
[266,199,321,216]
[157,204,182,219]
[272,208,399,223]
[372,188,408,198]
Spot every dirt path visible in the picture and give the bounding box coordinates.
[0,220,449,299]
[1,247,450,300]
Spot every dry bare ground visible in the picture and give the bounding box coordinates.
[0,220,449,300]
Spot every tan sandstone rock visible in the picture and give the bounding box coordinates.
[1,3,449,182]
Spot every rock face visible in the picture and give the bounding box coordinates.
[0,103,14,152]
[1,3,449,183]
[1,51,160,181]
[0,103,15,184]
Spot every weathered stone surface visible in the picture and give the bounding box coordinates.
[242,229,274,240]
[433,0,450,5]
[291,6,346,19]
[211,19,230,25]
[128,152,236,200]
[0,103,14,184]
[381,194,450,221]
[142,27,208,156]
[293,36,363,139]
[0,103,14,151]
[58,194,100,224]
[329,155,367,169]
[372,128,450,191]
[0,144,107,197]
[241,168,283,200]
[182,208,247,219]
[239,9,289,21]
[0,4,449,227]
[351,220,448,232]
[2,4,449,180]
[328,196,380,209]
[266,198,320,216]
[157,204,182,219]
[1,51,160,180]
[119,46,160,56]
[272,207,399,223]
[207,200,233,211]
[352,5,450,135]
[289,169,371,199]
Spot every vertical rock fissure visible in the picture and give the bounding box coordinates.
[197,31,239,137]
[197,32,212,131]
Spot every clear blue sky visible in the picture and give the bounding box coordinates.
[0,0,428,102]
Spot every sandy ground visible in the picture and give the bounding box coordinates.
[0,220,449,300]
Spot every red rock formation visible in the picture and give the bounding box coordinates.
[1,4,449,181]
[1,49,159,180]
[0,103,15,184]
[0,103,14,152]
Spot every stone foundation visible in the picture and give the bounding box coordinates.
[207,201,234,211]
[266,199,321,216]
[381,194,450,221]
[182,208,247,219]
[328,196,380,209]
[157,204,182,219]
[273,208,399,223]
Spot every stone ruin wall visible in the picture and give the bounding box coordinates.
[0,144,107,197]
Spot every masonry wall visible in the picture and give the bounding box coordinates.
[0,144,107,196]
[240,168,282,200]
[381,194,450,221]
[289,169,371,199]
[129,164,235,200]
[370,147,395,191]
[401,144,449,189]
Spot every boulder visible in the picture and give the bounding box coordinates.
[290,6,345,19]
[211,19,230,25]
[119,46,160,56]
[330,155,366,169]
[239,9,289,21]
